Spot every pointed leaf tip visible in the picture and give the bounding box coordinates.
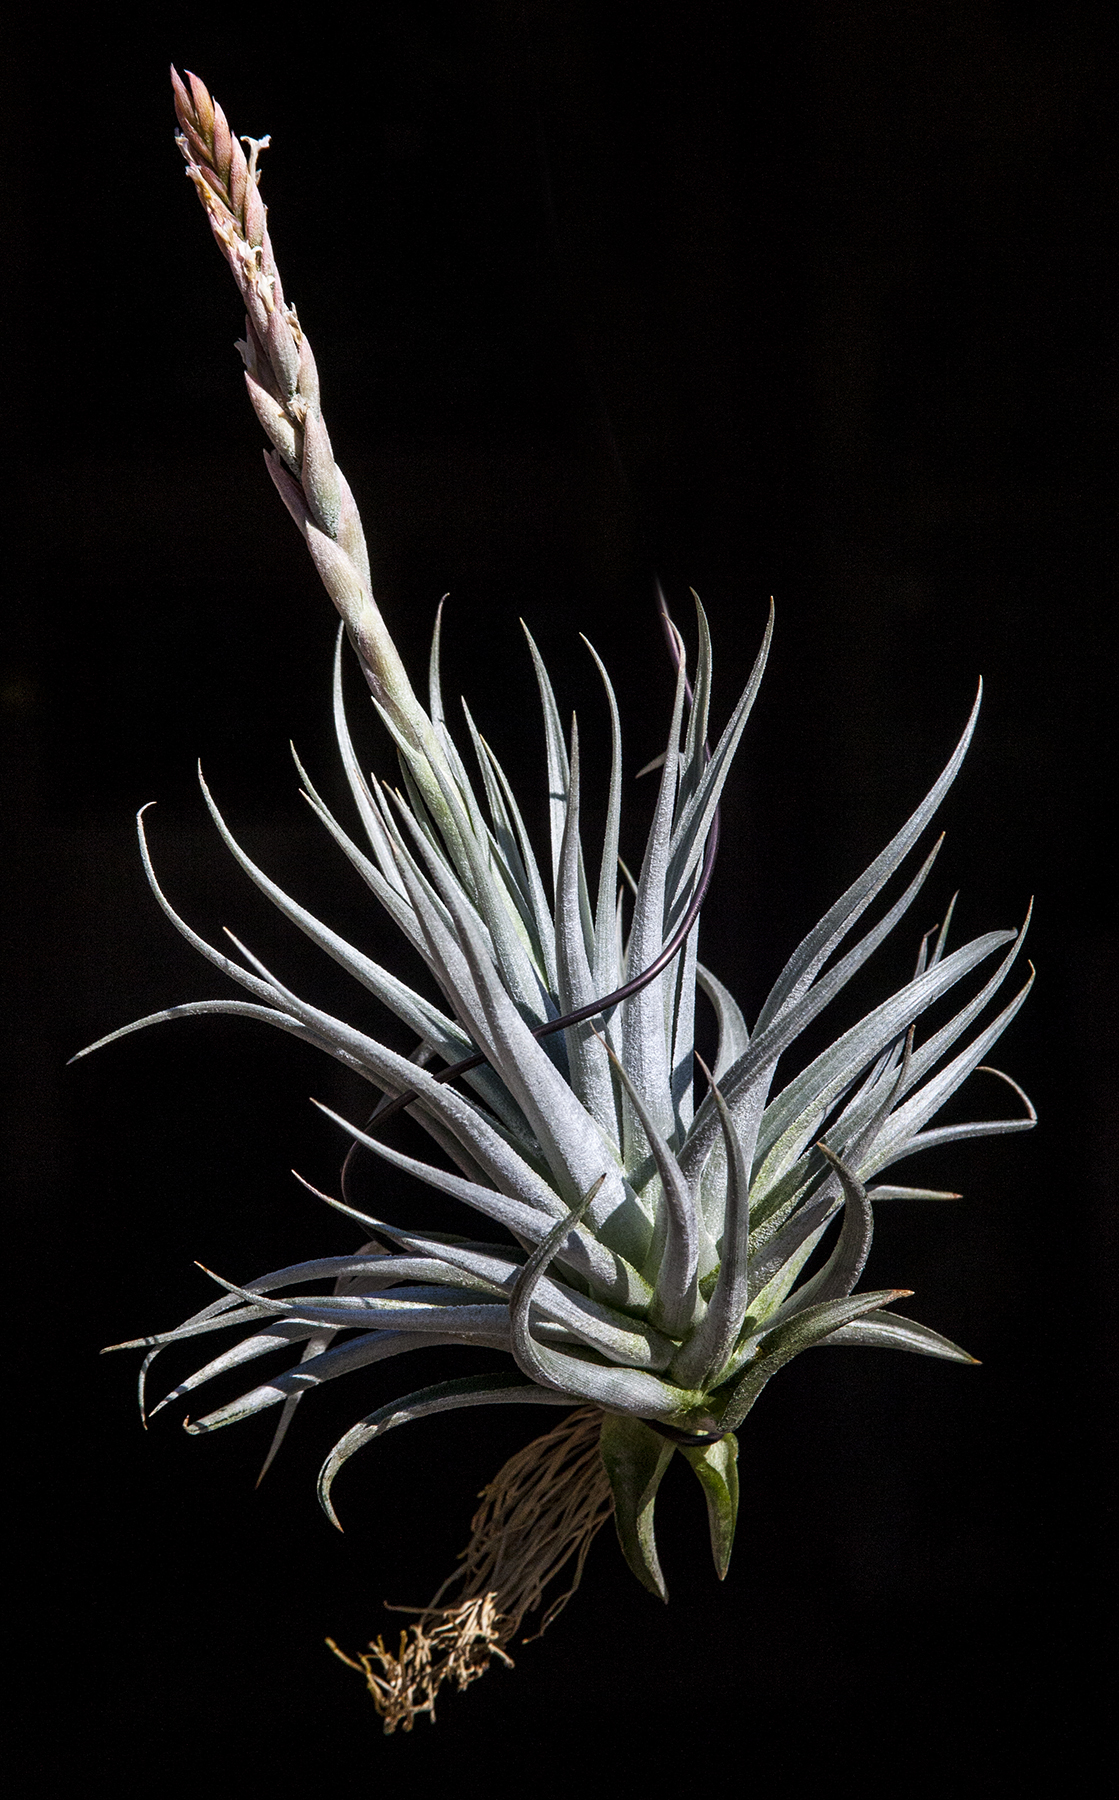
[680,1433,739,1581]
[598,1414,675,1601]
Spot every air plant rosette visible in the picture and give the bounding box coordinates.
[80,70,1036,1732]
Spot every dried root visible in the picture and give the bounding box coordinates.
[327,1405,612,1730]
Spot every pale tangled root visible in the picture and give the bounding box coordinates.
[327,1405,612,1731]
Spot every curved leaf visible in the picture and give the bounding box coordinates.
[598,1413,675,1601]
[680,1431,739,1580]
[317,1374,573,1528]
[818,1310,977,1364]
[718,1288,913,1434]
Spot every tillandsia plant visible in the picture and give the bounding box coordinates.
[80,70,1036,1732]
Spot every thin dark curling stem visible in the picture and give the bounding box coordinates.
[341,597,719,1169]
[645,1418,727,1446]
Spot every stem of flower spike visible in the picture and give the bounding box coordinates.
[341,600,720,1164]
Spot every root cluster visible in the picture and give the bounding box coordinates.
[327,1405,612,1731]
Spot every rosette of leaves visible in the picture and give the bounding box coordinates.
[87,596,1034,1596]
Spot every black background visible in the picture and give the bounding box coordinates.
[6,3,1112,1788]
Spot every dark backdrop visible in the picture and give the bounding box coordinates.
[6,3,1112,1787]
